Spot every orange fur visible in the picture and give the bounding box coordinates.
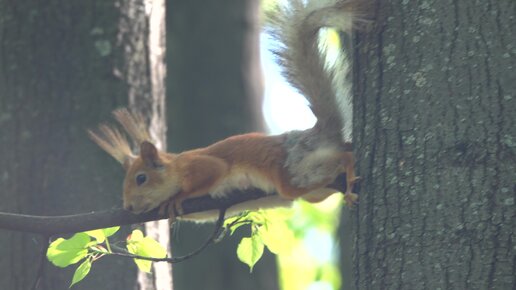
[90,0,361,221]
[118,132,358,217]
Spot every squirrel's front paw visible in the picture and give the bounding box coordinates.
[344,175,361,207]
[158,201,177,225]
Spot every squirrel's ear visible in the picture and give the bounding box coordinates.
[140,141,164,169]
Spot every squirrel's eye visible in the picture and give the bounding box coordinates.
[136,173,147,186]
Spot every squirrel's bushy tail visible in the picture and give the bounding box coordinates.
[267,0,359,143]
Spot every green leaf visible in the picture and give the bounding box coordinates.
[225,220,246,236]
[128,229,144,241]
[102,226,120,238]
[237,235,264,272]
[47,233,90,267]
[126,230,167,272]
[85,226,120,243]
[262,207,293,221]
[70,258,92,287]
[247,210,266,224]
[84,230,105,243]
[89,245,109,254]
[258,221,295,254]
[224,211,253,235]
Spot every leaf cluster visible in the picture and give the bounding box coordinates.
[225,209,295,272]
[46,226,166,287]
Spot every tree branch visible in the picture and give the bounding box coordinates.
[0,174,350,235]
[0,188,269,235]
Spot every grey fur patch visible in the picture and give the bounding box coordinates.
[283,128,345,188]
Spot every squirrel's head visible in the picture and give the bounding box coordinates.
[89,109,180,214]
[122,141,181,213]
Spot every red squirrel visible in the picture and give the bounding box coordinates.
[89,0,360,221]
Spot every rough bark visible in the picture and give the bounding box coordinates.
[0,0,169,289]
[341,0,515,289]
[166,1,277,290]
[0,1,131,289]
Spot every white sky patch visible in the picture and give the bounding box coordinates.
[261,33,316,134]
[303,228,335,264]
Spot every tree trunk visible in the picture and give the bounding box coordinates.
[342,0,515,289]
[166,1,277,290]
[117,0,172,289]
[0,0,169,289]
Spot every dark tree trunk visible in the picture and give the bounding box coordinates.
[0,0,169,289]
[167,0,264,143]
[341,0,515,289]
[166,1,277,290]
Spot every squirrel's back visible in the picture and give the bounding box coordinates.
[188,133,288,190]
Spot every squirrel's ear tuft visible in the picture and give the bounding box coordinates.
[122,157,134,171]
[140,141,164,169]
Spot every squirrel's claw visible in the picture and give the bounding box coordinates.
[158,201,177,226]
[344,175,361,207]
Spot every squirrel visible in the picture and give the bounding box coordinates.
[89,0,361,221]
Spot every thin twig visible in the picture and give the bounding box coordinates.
[94,208,227,263]
[31,235,50,290]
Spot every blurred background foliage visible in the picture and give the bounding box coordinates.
[270,196,344,290]
[259,2,346,289]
